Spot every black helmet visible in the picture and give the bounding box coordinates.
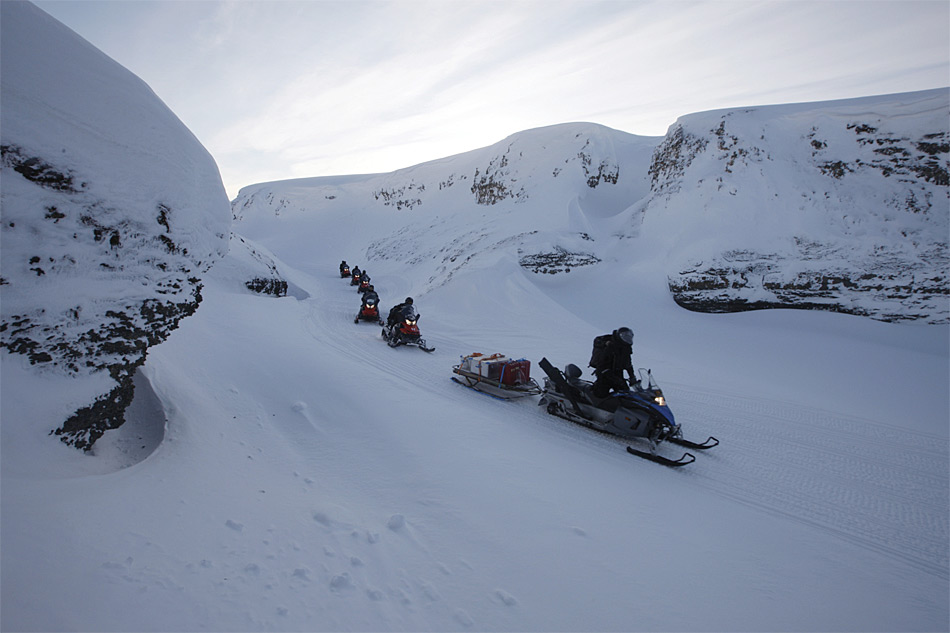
[405,297,413,305]
[615,327,634,345]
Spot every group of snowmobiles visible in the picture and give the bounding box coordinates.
[337,261,716,467]
[340,261,434,352]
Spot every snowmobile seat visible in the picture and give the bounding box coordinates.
[563,364,595,404]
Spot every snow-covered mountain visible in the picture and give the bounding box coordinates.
[232,88,948,324]
[2,3,948,632]
[0,1,231,449]
[231,121,659,294]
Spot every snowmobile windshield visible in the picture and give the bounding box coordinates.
[636,368,660,391]
[403,306,418,322]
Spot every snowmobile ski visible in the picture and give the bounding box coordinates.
[668,435,719,450]
[626,446,695,467]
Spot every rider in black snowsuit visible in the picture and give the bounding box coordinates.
[387,297,414,329]
[361,285,379,306]
[590,327,636,399]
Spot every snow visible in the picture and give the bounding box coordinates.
[2,3,948,632]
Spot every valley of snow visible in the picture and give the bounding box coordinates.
[2,2,948,631]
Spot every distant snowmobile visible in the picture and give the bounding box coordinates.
[537,358,717,467]
[354,293,383,324]
[381,306,434,352]
[340,265,351,278]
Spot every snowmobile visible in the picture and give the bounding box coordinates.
[537,358,717,467]
[354,294,383,324]
[452,353,541,400]
[340,265,351,278]
[357,277,372,293]
[350,271,362,286]
[381,306,434,352]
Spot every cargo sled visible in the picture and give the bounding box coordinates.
[452,353,541,400]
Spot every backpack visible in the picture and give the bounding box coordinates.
[588,334,612,370]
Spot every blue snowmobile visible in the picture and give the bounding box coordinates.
[537,358,717,467]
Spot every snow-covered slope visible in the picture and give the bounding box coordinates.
[4,233,946,631]
[0,1,231,449]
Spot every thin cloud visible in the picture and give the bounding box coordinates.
[32,0,950,198]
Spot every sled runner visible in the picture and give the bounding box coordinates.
[452,353,541,400]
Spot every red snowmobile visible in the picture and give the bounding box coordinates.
[381,306,434,352]
[355,292,383,324]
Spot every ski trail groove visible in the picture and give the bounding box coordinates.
[669,385,949,580]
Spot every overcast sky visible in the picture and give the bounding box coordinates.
[32,0,950,199]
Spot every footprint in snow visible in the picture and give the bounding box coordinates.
[330,572,353,591]
[454,608,474,627]
[387,514,406,531]
[420,580,441,601]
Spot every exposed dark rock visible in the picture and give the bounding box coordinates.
[1,143,79,192]
[647,126,708,195]
[471,144,527,205]
[246,278,288,296]
[520,247,601,274]
[669,247,948,324]
[373,181,425,210]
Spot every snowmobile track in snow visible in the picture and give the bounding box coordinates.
[669,384,949,581]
